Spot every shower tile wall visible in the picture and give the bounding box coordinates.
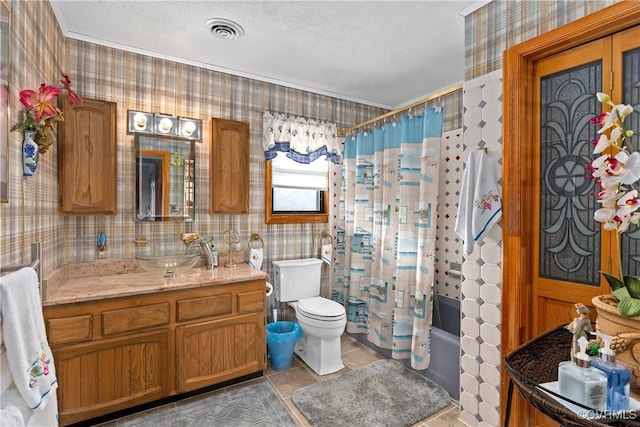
[459,70,502,427]
[434,128,463,300]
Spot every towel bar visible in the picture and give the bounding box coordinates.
[0,242,42,302]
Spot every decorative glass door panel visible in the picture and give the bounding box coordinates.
[532,38,612,339]
[619,34,640,277]
[538,61,602,286]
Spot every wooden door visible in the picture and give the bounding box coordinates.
[613,26,640,280]
[209,118,250,213]
[532,38,612,337]
[527,26,640,427]
[529,37,611,427]
[502,4,640,426]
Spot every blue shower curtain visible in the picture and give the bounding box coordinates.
[334,108,443,370]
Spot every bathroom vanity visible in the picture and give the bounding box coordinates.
[42,261,268,426]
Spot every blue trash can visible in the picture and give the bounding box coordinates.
[266,321,302,370]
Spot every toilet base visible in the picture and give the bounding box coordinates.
[294,332,344,375]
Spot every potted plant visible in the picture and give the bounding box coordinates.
[589,92,640,395]
[12,71,82,176]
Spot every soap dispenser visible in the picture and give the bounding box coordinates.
[558,336,607,411]
[591,332,631,411]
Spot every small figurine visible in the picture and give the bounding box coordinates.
[567,303,591,361]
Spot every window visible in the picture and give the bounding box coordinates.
[265,158,329,224]
[263,111,338,224]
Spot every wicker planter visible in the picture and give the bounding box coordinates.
[592,294,640,399]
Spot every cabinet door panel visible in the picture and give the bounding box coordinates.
[176,312,265,392]
[210,118,250,213]
[55,330,169,426]
[59,96,117,214]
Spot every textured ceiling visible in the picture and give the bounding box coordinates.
[51,0,478,109]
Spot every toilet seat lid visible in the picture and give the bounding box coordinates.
[296,297,345,319]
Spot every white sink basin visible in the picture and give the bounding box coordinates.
[135,252,201,278]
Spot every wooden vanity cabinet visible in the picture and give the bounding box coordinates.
[210,118,250,213]
[175,284,266,392]
[52,330,169,425]
[43,280,266,426]
[58,95,117,215]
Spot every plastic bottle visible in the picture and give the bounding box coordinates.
[558,336,608,410]
[591,332,631,411]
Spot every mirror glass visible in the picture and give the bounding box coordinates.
[135,134,195,221]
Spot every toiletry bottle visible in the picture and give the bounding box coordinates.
[558,336,607,411]
[210,243,218,267]
[591,332,631,411]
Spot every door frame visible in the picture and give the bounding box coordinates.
[501,2,640,425]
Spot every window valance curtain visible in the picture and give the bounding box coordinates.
[263,111,341,164]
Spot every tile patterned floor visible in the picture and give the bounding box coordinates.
[97,334,466,426]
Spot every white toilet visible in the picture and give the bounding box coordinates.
[273,258,346,375]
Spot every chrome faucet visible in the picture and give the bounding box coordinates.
[199,238,215,270]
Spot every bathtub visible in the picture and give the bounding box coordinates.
[422,325,460,400]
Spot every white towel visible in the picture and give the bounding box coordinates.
[321,243,332,265]
[0,387,28,426]
[248,248,263,270]
[455,150,502,255]
[0,267,58,419]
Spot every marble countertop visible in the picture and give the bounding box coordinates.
[43,259,269,306]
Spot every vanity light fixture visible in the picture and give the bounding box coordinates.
[127,110,202,141]
[154,113,179,137]
[179,117,201,140]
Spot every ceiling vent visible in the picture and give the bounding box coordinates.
[205,18,244,40]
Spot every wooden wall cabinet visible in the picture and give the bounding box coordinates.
[209,118,250,213]
[58,95,117,214]
[43,280,266,426]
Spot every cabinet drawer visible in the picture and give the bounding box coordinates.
[102,303,170,336]
[238,290,265,314]
[47,315,92,345]
[176,294,232,322]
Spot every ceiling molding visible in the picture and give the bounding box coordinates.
[60,27,394,110]
[458,0,492,17]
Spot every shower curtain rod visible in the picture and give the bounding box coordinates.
[339,83,462,136]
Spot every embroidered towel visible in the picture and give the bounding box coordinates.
[454,150,502,255]
[0,267,58,415]
[248,248,263,270]
[321,244,332,265]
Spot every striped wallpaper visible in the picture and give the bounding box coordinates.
[0,0,463,296]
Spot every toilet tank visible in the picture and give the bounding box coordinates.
[273,258,323,302]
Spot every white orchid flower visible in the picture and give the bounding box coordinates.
[620,152,640,185]
[616,103,634,121]
[617,190,640,217]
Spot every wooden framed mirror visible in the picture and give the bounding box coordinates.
[135,134,195,221]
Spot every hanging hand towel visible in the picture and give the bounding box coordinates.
[0,267,58,417]
[248,248,263,270]
[321,244,332,265]
[454,150,502,255]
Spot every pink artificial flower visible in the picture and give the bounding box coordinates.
[60,71,83,105]
[19,84,60,122]
[590,113,609,125]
